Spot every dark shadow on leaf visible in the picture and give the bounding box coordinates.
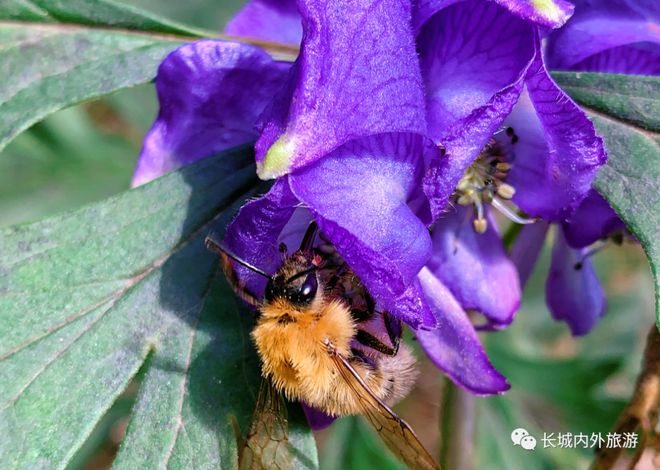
[156,145,260,332]
[122,144,319,468]
[153,146,264,444]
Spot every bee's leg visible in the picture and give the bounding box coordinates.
[355,330,398,356]
[383,312,402,356]
[278,242,288,258]
[363,291,376,319]
[349,291,376,323]
[349,347,377,368]
[350,307,373,323]
[299,221,319,252]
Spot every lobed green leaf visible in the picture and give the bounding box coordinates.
[0,23,183,153]
[0,0,207,36]
[0,147,318,469]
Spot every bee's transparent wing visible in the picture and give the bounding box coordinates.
[330,351,440,470]
[238,378,293,470]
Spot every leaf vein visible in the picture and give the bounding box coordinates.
[0,291,119,362]
[160,270,218,469]
[2,295,115,409]
[0,40,169,116]
[582,104,660,137]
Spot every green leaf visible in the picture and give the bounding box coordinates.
[0,147,318,469]
[0,104,143,226]
[0,0,298,154]
[553,72,660,327]
[552,72,659,131]
[114,0,246,33]
[0,22,183,153]
[0,0,208,36]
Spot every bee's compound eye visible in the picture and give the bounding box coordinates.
[301,272,318,297]
[265,279,277,302]
[293,272,318,306]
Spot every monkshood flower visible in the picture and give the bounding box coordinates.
[411,0,607,330]
[133,0,510,398]
[510,190,627,335]
[507,0,660,335]
[223,0,606,391]
[546,0,660,75]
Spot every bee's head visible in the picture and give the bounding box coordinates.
[265,255,319,307]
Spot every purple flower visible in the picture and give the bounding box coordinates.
[417,0,605,221]
[562,189,627,249]
[226,0,302,47]
[546,0,660,75]
[411,0,607,333]
[133,0,511,398]
[509,0,659,335]
[511,191,625,335]
[552,191,626,335]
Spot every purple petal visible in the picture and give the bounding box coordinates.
[289,133,437,328]
[489,0,574,28]
[277,207,315,253]
[419,0,535,219]
[427,206,520,328]
[510,221,550,288]
[546,3,660,70]
[223,178,298,297]
[562,189,625,249]
[301,403,335,430]
[412,0,463,34]
[504,37,607,220]
[225,0,302,46]
[546,228,607,336]
[418,0,535,141]
[133,40,289,186]
[388,279,437,330]
[415,268,509,394]
[423,82,525,220]
[413,0,573,31]
[255,0,427,178]
[570,43,660,75]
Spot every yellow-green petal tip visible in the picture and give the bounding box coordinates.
[257,137,293,180]
[532,0,562,22]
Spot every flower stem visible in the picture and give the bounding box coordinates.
[592,324,660,469]
[440,379,475,470]
[502,221,524,251]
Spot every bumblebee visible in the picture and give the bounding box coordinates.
[206,223,439,470]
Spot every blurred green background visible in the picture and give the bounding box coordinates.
[0,2,654,469]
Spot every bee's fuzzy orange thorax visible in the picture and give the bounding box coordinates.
[252,297,355,406]
[252,294,418,417]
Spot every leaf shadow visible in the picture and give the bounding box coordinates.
[156,145,260,335]
[153,146,263,434]
[143,146,317,468]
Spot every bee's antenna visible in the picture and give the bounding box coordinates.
[285,266,317,285]
[299,221,319,252]
[205,236,271,279]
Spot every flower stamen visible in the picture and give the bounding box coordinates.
[491,197,537,225]
[573,242,609,270]
[453,130,536,233]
